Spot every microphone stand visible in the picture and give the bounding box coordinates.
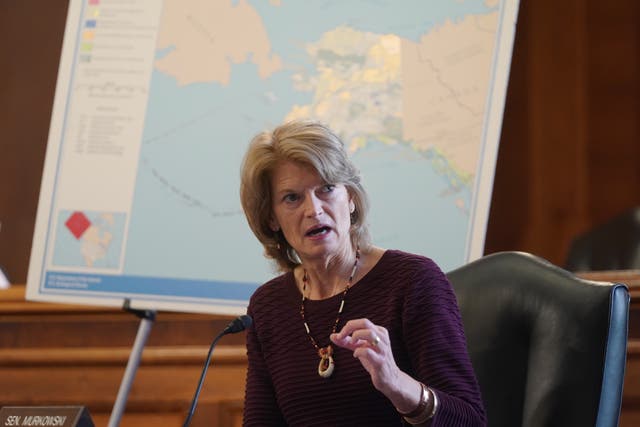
[182,330,226,427]
[182,315,251,427]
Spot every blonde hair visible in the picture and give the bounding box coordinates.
[240,120,371,272]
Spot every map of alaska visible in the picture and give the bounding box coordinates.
[285,10,499,193]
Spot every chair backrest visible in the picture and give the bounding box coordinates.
[447,251,629,427]
[566,207,640,271]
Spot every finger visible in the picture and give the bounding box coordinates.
[330,332,355,349]
[334,318,376,339]
[353,345,381,360]
[350,329,383,348]
[330,334,375,353]
[330,332,369,351]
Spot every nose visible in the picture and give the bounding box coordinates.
[303,192,323,217]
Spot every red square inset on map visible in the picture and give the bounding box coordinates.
[65,211,91,239]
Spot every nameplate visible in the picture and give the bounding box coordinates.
[0,406,94,427]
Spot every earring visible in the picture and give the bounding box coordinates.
[287,247,301,264]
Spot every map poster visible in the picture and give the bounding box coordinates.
[27,0,520,315]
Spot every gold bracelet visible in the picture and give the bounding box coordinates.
[399,382,429,419]
[402,384,437,425]
[429,388,439,419]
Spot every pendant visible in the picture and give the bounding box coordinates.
[318,346,334,378]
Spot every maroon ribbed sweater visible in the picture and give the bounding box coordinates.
[243,250,486,426]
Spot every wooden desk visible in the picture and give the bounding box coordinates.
[0,285,246,427]
[2,273,639,427]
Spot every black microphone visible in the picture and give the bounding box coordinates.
[182,314,252,427]
[223,314,253,334]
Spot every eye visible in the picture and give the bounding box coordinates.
[283,193,300,203]
[321,184,335,193]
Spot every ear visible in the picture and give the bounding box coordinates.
[349,199,355,214]
[269,216,280,232]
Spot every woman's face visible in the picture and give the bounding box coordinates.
[269,160,354,264]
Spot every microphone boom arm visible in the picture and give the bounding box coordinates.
[182,314,252,427]
[182,331,225,427]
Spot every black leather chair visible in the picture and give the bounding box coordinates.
[566,207,640,271]
[447,251,629,427]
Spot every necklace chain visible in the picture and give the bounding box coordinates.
[300,248,360,377]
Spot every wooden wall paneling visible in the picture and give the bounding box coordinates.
[484,1,532,256]
[0,285,245,349]
[525,0,590,266]
[584,0,640,225]
[0,1,68,284]
[565,0,590,254]
[0,285,248,427]
[0,352,248,427]
[214,399,244,427]
[86,399,241,427]
[0,312,246,349]
[486,0,592,265]
[487,0,640,265]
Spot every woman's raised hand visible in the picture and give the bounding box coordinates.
[330,318,400,395]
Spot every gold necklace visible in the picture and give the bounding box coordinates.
[300,248,360,378]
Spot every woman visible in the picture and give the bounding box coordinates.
[240,120,486,426]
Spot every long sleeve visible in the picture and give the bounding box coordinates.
[242,304,286,426]
[402,259,486,426]
[240,251,485,426]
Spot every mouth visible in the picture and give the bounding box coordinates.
[305,224,331,237]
